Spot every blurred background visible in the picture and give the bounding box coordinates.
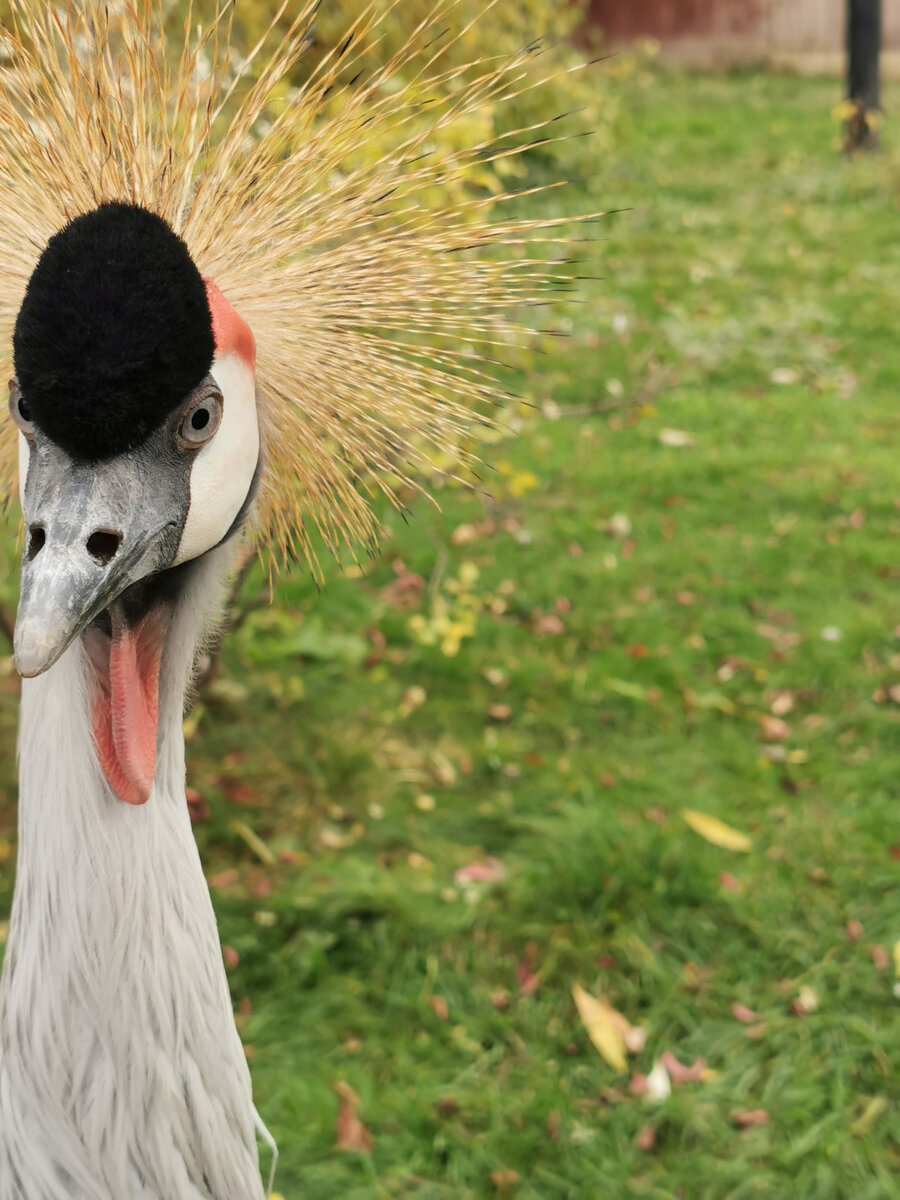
[0,2,898,1196]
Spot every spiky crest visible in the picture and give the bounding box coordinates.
[0,0,592,572]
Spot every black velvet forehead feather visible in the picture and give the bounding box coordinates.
[13,202,214,463]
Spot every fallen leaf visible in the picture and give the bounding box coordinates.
[222,946,239,970]
[572,984,628,1073]
[185,786,209,824]
[681,810,752,853]
[230,819,277,866]
[334,1082,373,1153]
[206,868,240,890]
[629,1072,649,1096]
[660,1050,706,1085]
[759,715,791,742]
[516,943,540,995]
[607,512,632,538]
[659,428,695,447]
[732,1108,769,1129]
[731,1002,758,1023]
[869,944,889,971]
[534,614,565,635]
[718,872,741,892]
[454,858,506,885]
[635,1123,656,1151]
[429,995,449,1021]
[770,690,795,716]
[491,1169,519,1192]
[644,1059,672,1101]
[849,1096,888,1137]
[380,571,425,611]
[791,985,819,1015]
[488,704,513,721]
[623,1026,647,1055]
[770,366,797,385]
[845,918,863,943]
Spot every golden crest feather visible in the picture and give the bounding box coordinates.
[0,0,589,572]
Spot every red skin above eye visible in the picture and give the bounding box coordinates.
[204,277,256,369]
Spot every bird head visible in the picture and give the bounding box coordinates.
[11,202,259,804]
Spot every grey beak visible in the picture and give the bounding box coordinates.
[14,438,188,677]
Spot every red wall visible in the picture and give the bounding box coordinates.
[588,0,766,43]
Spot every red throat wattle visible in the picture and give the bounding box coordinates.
[86,604,168,805]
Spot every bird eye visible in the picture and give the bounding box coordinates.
[179,393,222,448]
[8,381,35,440]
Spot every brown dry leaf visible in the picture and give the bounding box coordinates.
[660,1050,706,1085]
[334,1082,374,1154]
[206,868,240,891]
[760,714,791,742]
[731,1002,758,1023]
[534,613,565,635]
[869,944,889,971]
[454,858,506,885]
[635,1123,656,1151]
[516,943,540,996]
[719,871,742,892]
[429,995,449,1021]
[491,1169,520,1192]
[186,787,209,824]
[732,1108,769,1129]
[681,810,752,853]
[845,918,863,943]
[572,984,628,1073]
[380,571,425,611]
[629,1071,649,1097]
[488,704,513,722]
[546,1110,561,1141]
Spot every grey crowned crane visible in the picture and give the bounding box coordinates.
[0,2,583,1196]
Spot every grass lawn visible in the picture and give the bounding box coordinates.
[1,68,899,1198]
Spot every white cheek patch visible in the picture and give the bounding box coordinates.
[172,351,259,566]
[18,432,30,508]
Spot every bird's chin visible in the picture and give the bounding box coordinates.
[82,584,172,806]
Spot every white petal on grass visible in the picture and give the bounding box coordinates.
[645,1060,672,1102]
[771,367,798,385]
[659,428,695,448]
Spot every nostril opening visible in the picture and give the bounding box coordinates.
[26,525,45,561]
[86,529,122,566]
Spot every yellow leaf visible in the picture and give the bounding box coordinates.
[229,820,277,866]
[572,984,627,1073]
[681,810,752,853]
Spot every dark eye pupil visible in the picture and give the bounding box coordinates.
[18,397,31,423]
[191,407,210,431]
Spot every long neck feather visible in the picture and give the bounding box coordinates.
[0,544,264,1200]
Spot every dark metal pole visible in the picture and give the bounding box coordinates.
[846,0,882,150]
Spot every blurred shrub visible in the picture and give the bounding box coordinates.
[183,0,616,197]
